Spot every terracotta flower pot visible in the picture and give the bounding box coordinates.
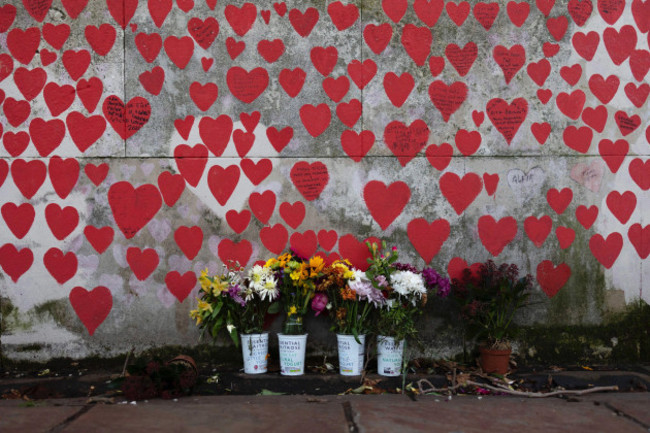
[479,346,511,374]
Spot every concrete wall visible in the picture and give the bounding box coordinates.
[0,0,648,361]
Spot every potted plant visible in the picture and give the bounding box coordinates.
[266,252,325,375]
[365,242,450,376]
[191,262,280,374]
[317,259,385,376]
[451,260,533,374]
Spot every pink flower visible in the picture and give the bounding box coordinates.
[311,292,328,316]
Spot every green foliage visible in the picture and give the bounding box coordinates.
[451,260,533,349]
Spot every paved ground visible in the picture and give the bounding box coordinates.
[1,392,649,433]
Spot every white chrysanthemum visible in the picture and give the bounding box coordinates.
[390,270,426,297]
[259,277,279,301]
[242,286,255,302]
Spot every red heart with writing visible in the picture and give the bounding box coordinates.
[614,111,641,136]
[226,67,269,103]
[407,218,450,263]
[108,181,162,239]
[473,2,500,30]
[598,0,625,24]
[428,80,468,122]
[478,215,518,256]
[445,42,477,76]
[536,261,571,298]
[568,0,592,25]
[493,44,526,84]
[384,120,430,166]
[507,1,529,26]
[290,161,329,201]
[69,286,112,335]
[486,98,528,144]
[103,95,151,140]
[187,17,219,50]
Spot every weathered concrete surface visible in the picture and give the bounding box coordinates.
[0,0,648,362]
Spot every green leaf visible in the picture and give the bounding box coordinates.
[267,301,281,314]
[258,389,286,396]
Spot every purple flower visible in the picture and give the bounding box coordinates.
[422,267,451,298]
[311,292,328,316]
[374,275,389,288]
[226,284,246,306]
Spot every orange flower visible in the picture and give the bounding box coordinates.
[340,287,356,301]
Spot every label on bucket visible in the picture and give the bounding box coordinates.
[241,334,268,374]
[377,337,404,377]
[278,335,306,375]
[337,335,365,375]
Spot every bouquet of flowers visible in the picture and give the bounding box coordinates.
[266,252,325,334]
[366,241,450,342]
[317,259,385,342]
[190,262,281,346]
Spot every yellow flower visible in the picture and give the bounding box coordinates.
[265,257,278,267]
[197,299,213,313]
[189,309,202,325]
[288,305,297,316]
[290,269,302,281]
[308,255,325,276]
[211,278,228,295]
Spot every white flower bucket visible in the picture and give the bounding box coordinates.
[377,336,405,377]
[240,333,269,374]
[278,333,308,376]
[337,334,365,376]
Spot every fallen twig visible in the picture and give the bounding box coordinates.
[417,378,619,398]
